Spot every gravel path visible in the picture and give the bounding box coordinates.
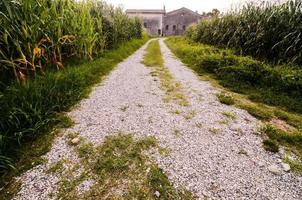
[13,39,302,199]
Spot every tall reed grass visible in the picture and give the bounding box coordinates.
[0,0,142,85]
[187,0,302,65]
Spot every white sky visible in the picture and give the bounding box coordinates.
[107,0,283,13]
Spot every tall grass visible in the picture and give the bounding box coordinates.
[187,0,302,65]
[0,0,142,85]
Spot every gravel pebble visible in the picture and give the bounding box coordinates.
[268,164,282,175]
[281,163,291,172]
[71,137,80,145]
[12,39,302,200]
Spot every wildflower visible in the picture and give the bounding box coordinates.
[33,47,41,57]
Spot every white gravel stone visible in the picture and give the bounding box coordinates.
[282,163,291,172]
[12,39,302,200]
[71,137,80,145]
[268,164,282,175]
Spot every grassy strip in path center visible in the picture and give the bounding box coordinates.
[142,40,189,106]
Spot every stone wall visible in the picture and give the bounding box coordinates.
[163,8,202,36]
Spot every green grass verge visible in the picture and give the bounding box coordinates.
[165,36,302,162]
[55,133,194,199]
[284,156,302,175]
[142,40,189,106]
[261,125,302,157]
[165,37,302,114]
[0,36,149,179]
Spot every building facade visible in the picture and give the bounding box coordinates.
[126,9,165,36]
[163,7,202,36]
[126,7,202,36]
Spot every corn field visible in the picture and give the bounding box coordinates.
[187,0,302,65]
[0,0,142,84]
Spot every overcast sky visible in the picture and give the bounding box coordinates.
[107,0,284,13]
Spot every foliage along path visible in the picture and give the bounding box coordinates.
[12,39,302,199]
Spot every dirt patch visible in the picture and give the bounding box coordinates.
[269,118,297,132]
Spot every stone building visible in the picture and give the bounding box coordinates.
[126,7,202,36]
[126,9,165,36]
[163,7,202,36]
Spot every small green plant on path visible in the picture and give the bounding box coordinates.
[173,129,182,137]
[55,133,194,199]
[142,40,189,106]
[171,109,182,115]
[209,128,220,135]
[222,111,236,120]
[217,93,235,105]
[120,105,129,112]
[47,160,66,174]
[195,123,203,129]
[184,110,196,120]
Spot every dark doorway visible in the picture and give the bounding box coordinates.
[158,29,161,35]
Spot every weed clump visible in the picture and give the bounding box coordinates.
[263,139,279,153]
[217,93,235,105]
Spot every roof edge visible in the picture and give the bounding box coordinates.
[166,7,202,17]
[126,9,165,14]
